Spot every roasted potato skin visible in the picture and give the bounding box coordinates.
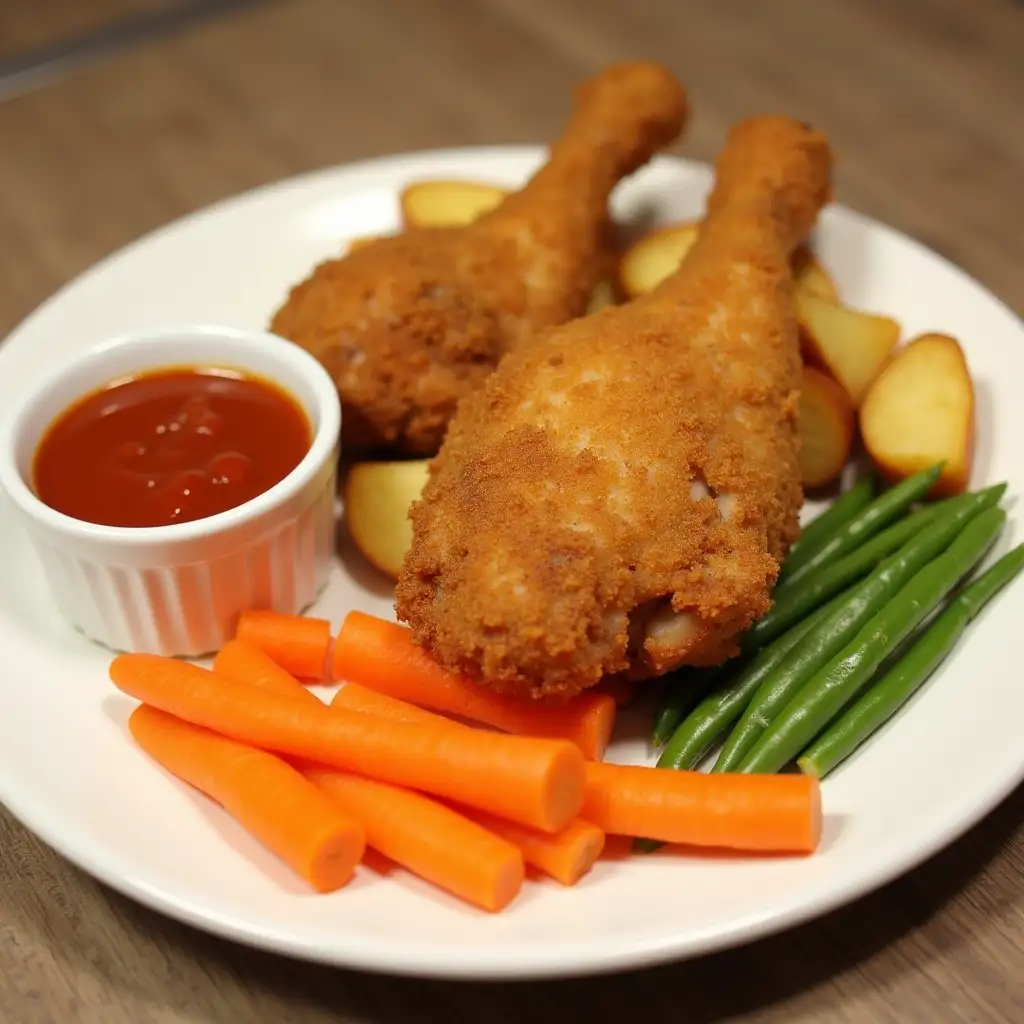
[799,365,855,487]
[797,291,900,404]
[345,460,431,578]
[859,332,975,497]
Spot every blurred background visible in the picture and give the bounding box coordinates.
[1,0,1020,340]
[1,2,1022,1022]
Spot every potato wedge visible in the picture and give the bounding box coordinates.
[859,333,974,496]
[618,222,700,298]
[585,277,618,314]
[797,291,900,403]
[619,222,839,305]
[792,247,840,303]
[399,178,617,312]
[344,460,431,579]
[400,180,509,229]
[799,365,855,487]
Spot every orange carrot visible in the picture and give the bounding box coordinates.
[111,654,585,832]
[331,682,456,727]
[461,809,605,886]
[214,639,321,705]
[330,684,604,885]
[305,767,524,911]
[582,761,822,854]
[214,658,523,907]
[236,610,332,680]
[129,705,365,891]
[333,612,616,759]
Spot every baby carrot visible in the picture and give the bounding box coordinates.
[331,685,605,885]
[334,612,616,759]
[460,808,605,886]
[215,654,524,906]
[129,705,365,892]
[110,654,585,832]
[214,639,321,705]
[236,610,332,681]
[581,761,821,854]
[331,682,455,727]
[305,768,524,912]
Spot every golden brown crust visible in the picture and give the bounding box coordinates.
[396,117,833,700]
[269,63,688,456]
[270,230,523,454]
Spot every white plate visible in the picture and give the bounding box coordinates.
[1,147,1023,980]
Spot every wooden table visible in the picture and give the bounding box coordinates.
[1,1,1022,1020]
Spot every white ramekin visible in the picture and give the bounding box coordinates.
[0,325,341,657]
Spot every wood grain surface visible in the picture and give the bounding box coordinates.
[1,0,1022,1020]
[0,0,177,59]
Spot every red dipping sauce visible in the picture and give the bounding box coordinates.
[33,367,312,528]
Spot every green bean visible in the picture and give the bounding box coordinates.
[798,542,1024,779]
[779,464,944,591]
[649,484,979,745]
[745,493,985,653]
[636,604,843,853]
[712,483,1003,772]
[658,593,846,771]
[777,476,876,586]
[651,668,720,747]
[739,506,1006,774]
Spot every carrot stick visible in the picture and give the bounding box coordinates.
[214,639,322,705]
[582,761,822,854]
[129,705,365,891]
[217,667,525,907]
[460,809,605,886]
[331,682,456,727]
[213,659,523,906]
[305,767,524,911]
[330,684,605,885]
[236,610,332,681]
[110,654,585,832]
[333,612,616,759]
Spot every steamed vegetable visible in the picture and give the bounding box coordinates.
[779,463,944,590]
[739,506,1005,773]
[235,609,333,681]
[583,761,821,853]
[129,704,365,892]
[334,611,616,759]
[109,653,586,832]
[798,542,1024,778]
[713,484,1003,772]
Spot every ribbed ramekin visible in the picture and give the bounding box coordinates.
[0,325,341,657]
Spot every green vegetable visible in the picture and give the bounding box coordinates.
[739,506,1006,774]
[798,542,1024,779]
[651,668,720,747]
[712,483,1003,772]
[657,594,845,772]
[745,497,960,652]
[779,463,944,591]
[776,476,876,586]
[637,598,848,852]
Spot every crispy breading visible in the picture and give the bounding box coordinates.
[270,63,688,456]
[396,117,834,700]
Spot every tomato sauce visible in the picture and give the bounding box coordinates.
[33,367,312,528]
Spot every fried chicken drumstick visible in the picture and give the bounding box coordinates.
[270,63,688,456]
[396,116,834,700]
